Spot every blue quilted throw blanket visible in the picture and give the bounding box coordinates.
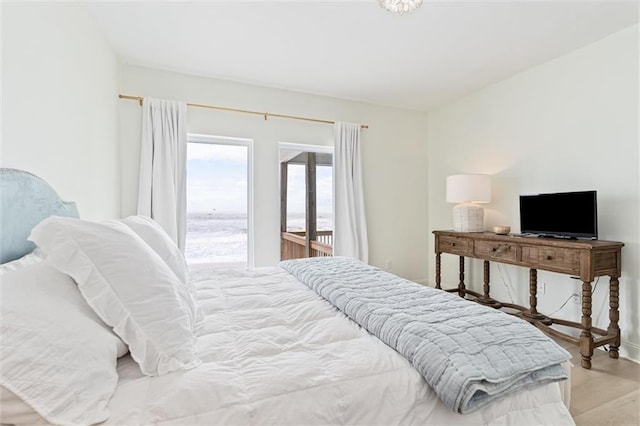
[280,257,571,414]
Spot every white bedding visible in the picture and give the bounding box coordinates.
[5,266,574,425]
[103,266,574,425]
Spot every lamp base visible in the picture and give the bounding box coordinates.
[452,203,484,232]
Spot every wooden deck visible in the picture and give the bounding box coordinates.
[281,230,332,260]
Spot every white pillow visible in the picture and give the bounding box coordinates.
[120,215,204,333]
[0,260,125,426]
[29,216,201,376]
[119,215,189,283]
[0,248,45,275]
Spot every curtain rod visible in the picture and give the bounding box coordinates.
[118,94,369,129]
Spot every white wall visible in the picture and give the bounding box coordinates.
[119,65,429,278]
[1,3,120,219]
[427,25,639,362]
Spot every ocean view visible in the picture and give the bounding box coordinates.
[185,211,332,264]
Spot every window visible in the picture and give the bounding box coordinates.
[186,134,253,267]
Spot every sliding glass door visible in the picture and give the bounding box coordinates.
[279,143,333,260]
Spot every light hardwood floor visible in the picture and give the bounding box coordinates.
[559,341,640,426]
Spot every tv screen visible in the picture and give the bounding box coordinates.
[519,190,598,239]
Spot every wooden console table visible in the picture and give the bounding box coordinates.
[433,230,624,369]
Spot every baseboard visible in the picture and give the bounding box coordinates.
[620,340,640,364]
[417,278,436,287]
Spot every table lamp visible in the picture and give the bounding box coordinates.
[446,174,491,232]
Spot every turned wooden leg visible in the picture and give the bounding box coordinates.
[458,256,466,298]
[476,261,502,308]
[435,253,442,290]
[607,276,620,359]
[521,268,550,324]
[483,260,490,298]
[580,281,594,369]
[529,268,538,315]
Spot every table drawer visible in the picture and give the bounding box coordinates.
[474,240,517,262]
[521,246,579,274]
[438,235,472,256]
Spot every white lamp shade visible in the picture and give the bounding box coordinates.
[446,174,491,204]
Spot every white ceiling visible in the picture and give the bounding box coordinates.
[89,1,639,112]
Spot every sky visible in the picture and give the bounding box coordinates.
[287,164,333,215]
[186,143,332,214]
[186,143,248,213]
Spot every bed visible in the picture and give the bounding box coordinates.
[0,168,575,425]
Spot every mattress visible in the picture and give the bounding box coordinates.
[5,266,574,425]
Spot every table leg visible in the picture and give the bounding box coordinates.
[521,269,551,324]
[435,252,441,290]
[458,256,466,298]
[476,260,502,308]
[607,276,620,359]
[580,280,594,369]
[529,268,539,315]
[483,260,490,298]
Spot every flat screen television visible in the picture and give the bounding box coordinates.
[519,190,598,239]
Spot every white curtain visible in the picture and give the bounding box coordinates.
[137,97,187,250]
[333,121,369,262]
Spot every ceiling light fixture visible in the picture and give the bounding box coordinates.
[379,0,423,15]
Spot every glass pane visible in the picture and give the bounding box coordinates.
[286,164,306,232]
[316,165,333,231]
[186,143,248,266]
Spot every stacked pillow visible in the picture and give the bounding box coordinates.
[120,215,205,334]
[1,259,126,425]
[0,215,202,425]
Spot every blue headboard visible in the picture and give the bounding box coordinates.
[0,168,79,264]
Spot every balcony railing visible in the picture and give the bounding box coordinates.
[281,230,333,260]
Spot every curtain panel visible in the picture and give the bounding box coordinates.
[333,121,369,262]
[137,97,187,251]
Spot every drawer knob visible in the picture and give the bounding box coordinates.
[492,245,510,254]
[546,255,553,260]
[452,243,456,247]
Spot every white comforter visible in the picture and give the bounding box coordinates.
[98,266,574,425]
